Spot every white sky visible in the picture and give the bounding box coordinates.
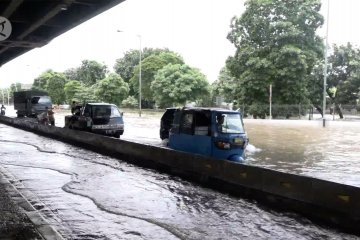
[0,0,359,88]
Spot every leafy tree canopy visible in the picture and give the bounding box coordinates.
[113,47,176,84]
[45,72,67,104]
[64,80,82,104]
[95,73,129,106]
[130,52,184,101]
[227,0,324,108]
[212,67,237,103]
[73,85,98,104]
[310,43,360,117]
[151,64,210,107]
[77,60,108,86]
[32,69,54,91]
[63,68,79,81]
[32,70,66,104]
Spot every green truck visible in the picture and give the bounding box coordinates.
[14,90,52,117]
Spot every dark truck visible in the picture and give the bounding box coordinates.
[14,90,52,117]
[65,103,124,138]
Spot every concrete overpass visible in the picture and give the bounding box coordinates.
[0,0,125,66]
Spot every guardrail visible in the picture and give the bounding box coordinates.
[0,115,359,235]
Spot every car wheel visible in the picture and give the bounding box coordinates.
[114,132,121,138]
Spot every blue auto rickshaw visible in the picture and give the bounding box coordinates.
[162,107,248,162]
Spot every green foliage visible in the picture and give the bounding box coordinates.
[307,63,325,111]
[114,49,140,83]
[151,64,210,108]
[310,43,360,117]
[46,72,67,104]
[130,52,184,102]
[227,0,324,106]
[32,70,66,104]
[212,67,237,103]
[63,68,79,81]
[32,69,53,91]
[64,80,82,104]
[247,103,268,119]
[95,73,129,106]
[327,44,360,105]
[77,60,108,86]
[73,85,98,104]
[114,48,172,82]
[121,96,138,108]
[10,83,21,92]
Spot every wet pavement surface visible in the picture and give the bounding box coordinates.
[0,176,42,239]
[0,116,359,239]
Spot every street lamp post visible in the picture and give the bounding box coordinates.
[6,88,9,106]
[269,84,272,120]
[323,0,330,127]
[138,34,142,117]
[117,30,142,117]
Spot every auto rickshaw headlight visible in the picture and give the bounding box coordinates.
[233,137,244,145]
[215,141,231,149]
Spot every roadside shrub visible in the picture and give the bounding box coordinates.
[121,96,138,108]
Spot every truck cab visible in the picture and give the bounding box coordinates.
[162,107,248,162]
[65,103,124,138]
[14,90,52,117]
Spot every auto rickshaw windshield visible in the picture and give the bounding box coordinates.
[217,113,245,134]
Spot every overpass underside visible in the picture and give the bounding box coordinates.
[0,0,125,66]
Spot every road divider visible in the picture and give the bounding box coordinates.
[1,115,359,235]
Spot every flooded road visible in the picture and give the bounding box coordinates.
[245,119,360,187]
[0,123,358,239]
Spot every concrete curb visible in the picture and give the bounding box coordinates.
[0,166,64,240]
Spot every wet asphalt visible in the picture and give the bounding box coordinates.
[0,175,43,240]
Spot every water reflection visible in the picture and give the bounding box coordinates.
[246,119,360,186]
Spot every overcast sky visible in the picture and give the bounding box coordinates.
[0,0,359,88]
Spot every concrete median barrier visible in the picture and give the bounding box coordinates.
[1,115,359,235]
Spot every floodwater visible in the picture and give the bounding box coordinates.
[0,111,359,239]
[245,119,360,187]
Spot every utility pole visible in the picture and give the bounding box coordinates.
[323,0,330,127]
[269,84,272,120]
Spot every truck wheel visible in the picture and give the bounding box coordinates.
[114,132,121,138]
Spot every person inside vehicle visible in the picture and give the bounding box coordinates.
[1,104,6,115]
[48,107,55,126]
[216,114,225,131]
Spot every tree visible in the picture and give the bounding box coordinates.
[63,68,79,81]
[10,83,21,92]
[46,72,67,104]
[130,52,184,103]
[73,85,98,103]
[32,69,53,91]
[226,0,324,116]
[64,80,82,104]
[77,60,108,86]
[113,49,140,84]
[151,64,210,107]
[311,43,360,118]
[95,73,129,106]
[32,70,66,104]
[121,96,138,108]
[212,67,237,103]
[113,47,174,84]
